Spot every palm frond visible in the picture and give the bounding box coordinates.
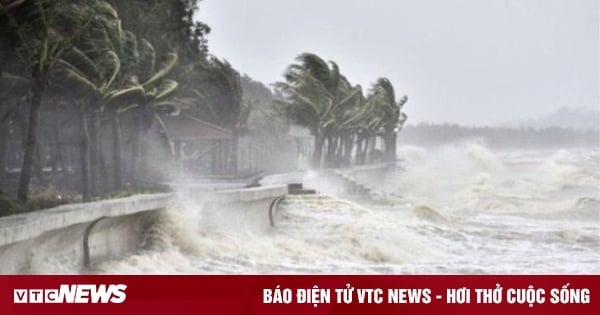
[54,65,99,96]
[153,113,174,156]
[142,52,177,87]
[62,47,102,84]
[137,38,156,82]
[153,78,178,101]
[100,50,120,90]
[120,31,139,72]
[105,83,145,108]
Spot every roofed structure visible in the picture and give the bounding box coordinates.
[161,115,234,141]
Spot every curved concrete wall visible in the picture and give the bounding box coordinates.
[0,186,287,274]
[86,210,163,269]
[0,209,162,274]
[0,193,172,246]
[0,220,89,273]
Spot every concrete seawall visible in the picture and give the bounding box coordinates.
[0,186,286,274]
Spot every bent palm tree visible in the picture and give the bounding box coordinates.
[2,0,101,201]
[368,78,408,163]
[58,12,179,191]
[276,53,360,168]
[104,41,179,186]
[53,1,130,198]
[191,57,248,173]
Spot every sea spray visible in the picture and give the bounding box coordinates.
[92,146,599,274]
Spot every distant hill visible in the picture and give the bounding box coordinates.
[504,107,600,131]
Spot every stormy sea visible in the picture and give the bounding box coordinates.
[89,143,599,274]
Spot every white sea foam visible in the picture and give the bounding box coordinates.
[96,144,600,274]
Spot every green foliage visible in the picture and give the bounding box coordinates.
[276,53,368,136]
[275,52,409,167]
[105,187,163,200]
[1,0,412,203]
[368,78,408,132]
[25,185,72,211]
[0,190,20,217]
[188,57,245,132]
[107,0,210,59]
[0,186,76,217]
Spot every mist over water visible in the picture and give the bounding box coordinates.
[94,142,600,274]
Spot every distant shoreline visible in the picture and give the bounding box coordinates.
[399,123,599,149]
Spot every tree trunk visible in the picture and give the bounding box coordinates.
[111,112,122,191]
[34,142,44,187]
[328,135,338,167]
[323,136,330,168]
[0,117,7,192]
[391,131,398,162]
[359,136,369,165]
[0,47,7,188]
[382,131,390,162]
[343,134,354,166]
[384,129,398,163]
[98,136,109,195]
[137,108,155,185]
[312,132,324,169]
[367,135,376,164]
[130,118,141,188]
[0,47,7,190]
[140,131,149,183]
[354,136,361,165]
[336,135,346,167]
[17,72,45,202]
[50,112,60,185]
[89,110,99,197]
[79,106,91,201]
[324,135,336,168]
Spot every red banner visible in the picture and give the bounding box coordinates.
[1,276,597,315]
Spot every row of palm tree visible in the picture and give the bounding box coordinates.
[0,1,409,206]
[276,53,408,168]
[0,0,200,202]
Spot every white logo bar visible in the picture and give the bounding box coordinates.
[13,284,127,304]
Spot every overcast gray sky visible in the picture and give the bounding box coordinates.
[197,0,599,125]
